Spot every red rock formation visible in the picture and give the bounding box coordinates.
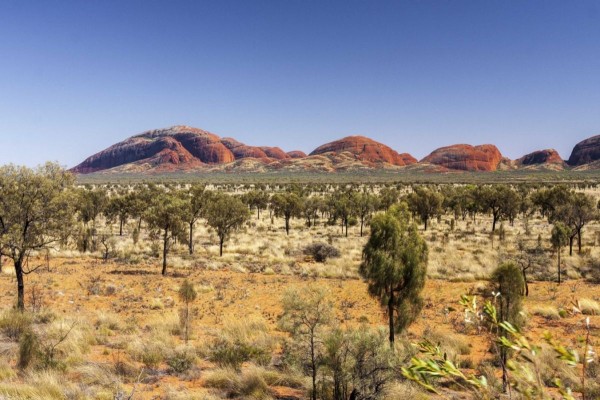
[220,138,268,159]
[260,147,290,160]
[309,136,416,166]
[287,150,307,159]
[517,149,563,166]
[567,135,600,166]
[421,144,502,171]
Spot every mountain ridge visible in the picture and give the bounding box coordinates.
[71,126,600,174]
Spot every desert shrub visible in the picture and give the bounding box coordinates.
[530,305,560,320]
[18,330,40,369]
[203,367,271,399]
[577,298,600,315]
[141,343,165,369]
[0,310,32,340]
[208,318,274,370]
[166,346,196,374]
[303,242,340,263]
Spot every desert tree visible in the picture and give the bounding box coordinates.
[531,185,571,219]
[359,204,428,346]
[377,186,400,210]
[0,163,75,311]
[553,192,597,255]
[477,185,519,232]
[205,192,249,256]
[271,192,303,235]
[329,189,355,237]
[489,262,525,392]
[75,187,108,230]
[145,191,187,275]
[243,190,270,220]
[352,191,377,237]
[279,285,333,400]
[302,196,323,228]
[181,184,210,254]
[178,279,197,344]
[406,186,444,231]
[104,193,132,236]
[551,222,570,284]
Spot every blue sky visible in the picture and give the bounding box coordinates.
[1,1,599,167]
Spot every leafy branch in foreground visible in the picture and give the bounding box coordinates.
[401,294,596,400]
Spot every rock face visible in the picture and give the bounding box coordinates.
[421,144,503,171]
[517,149,563,166]
[287,150,307,159]
[72,126,236,173]
[309,136,416,166]
[567,135,600,166]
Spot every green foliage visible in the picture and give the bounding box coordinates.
[145,190,187,275]
[167,347,196,374]
[205,192,250,256]
[271,192,303,235]
[406,186,443,230]
[0,162,75,310]
[359,208,428,342]
[303,242,340,262]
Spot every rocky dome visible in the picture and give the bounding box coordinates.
[421,144,503,172]
[567,135,600,166]
[72,126,237,173]
[517,149,563,166]
[309,136,416,166]
[287,150,307,159]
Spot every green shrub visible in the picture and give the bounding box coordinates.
[167,347,196,374]
[303,242,340,263]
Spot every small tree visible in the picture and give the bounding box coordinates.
[178,280,197,344]
[406,186,443,231]
[359,205,428,346]
[181,184,209,255]
[145,192,186,276]
[352,192,377,237]
[0,163,75,311]
[205,193,249,256]
[279,285,333,400]
[551,222,570,284]
[104,193,131,236]
[271,192,303,235]
[490,262,525,392]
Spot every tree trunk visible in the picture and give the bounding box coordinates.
[492,214,497,232]
[522,268,529,296]
[424,217,428,231]
[15,257,25,311]
[162,228,168,276]
[219,236,224,257]
[578,230,582,254]
[311,333,317,400]
[189,222,194,254]
[257,208,260,220]
[569,235,574,256]
[119,219,123,236]
[360,217,364,237]
[388,287,395,348]
[345,219,348,237]
[557,248,561,284]
[285,217,290,235]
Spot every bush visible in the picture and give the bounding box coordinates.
[303,242,340,263]
[0,310,32,340]
[208,319,274,370]
[18,330,40,369]
[166,347,196,374]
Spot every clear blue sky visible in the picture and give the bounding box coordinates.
[1,1,599,167]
